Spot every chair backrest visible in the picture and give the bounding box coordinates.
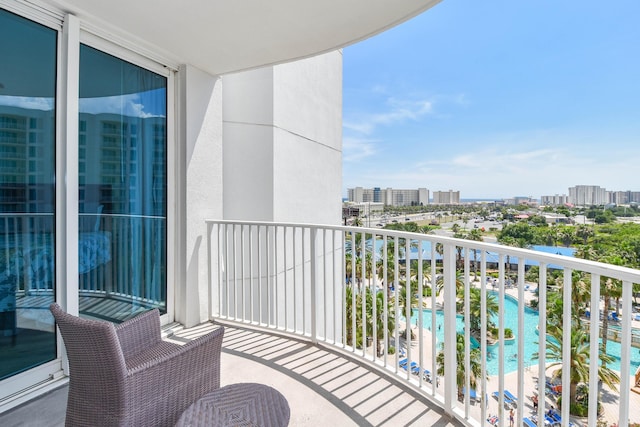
[50,304,128,405]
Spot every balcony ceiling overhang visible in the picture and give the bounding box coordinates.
[52,0,441,76]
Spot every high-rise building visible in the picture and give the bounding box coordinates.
[568,185,607,206]
[432,190,460,205]
[347,187,429,206]
[540,194,569,206]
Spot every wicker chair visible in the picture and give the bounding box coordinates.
[50,303,224,427]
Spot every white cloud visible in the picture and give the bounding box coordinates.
[0,96,53,111]
[343,137,379,162]
[344,97,434,136]
[80,94,162,118]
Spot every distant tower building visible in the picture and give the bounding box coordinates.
[348,187,364,203]
[540,194,569,206]
[347,187,429,206]
[568,185,607,206]
[432,190,460,204]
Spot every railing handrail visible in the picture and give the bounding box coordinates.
[205,219,640,282]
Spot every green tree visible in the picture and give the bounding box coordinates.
[436,333,485,398]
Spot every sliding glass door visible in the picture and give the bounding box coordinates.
[78,45,167,322]
[0,9,57,380]
[0,5,169,392]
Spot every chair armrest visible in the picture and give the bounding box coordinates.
[115,309,162,360]
[124,326,225,426]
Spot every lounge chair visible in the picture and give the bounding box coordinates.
[545,381,561,396]
[548,411,561,424]
[487,415,499,426]
[462,387,477,403]
[492,390,516,408]
[504,389,518,406]
[523,417,537,427]
[611,312,621,322]
[545,415,560,426]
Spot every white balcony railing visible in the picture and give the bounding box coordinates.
[206,220,640,427]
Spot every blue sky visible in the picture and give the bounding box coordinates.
[342,0,640,200]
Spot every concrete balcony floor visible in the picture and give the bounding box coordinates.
[0,321,461,427]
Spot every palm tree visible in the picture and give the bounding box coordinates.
[534,326,620,409]
[466,288,499,335]
[559,228,575,247]
[345,231,373,258]
[367,288,396,356]
[436,333,485,398]
[575,224,594,244]
[555,270,590,325]
[435,271,464,298]
[397,282,423,340]
[465,229,483,280]
[345,284,363,347]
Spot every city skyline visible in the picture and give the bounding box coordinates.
[342,0,640,199]
[346,183,640,204]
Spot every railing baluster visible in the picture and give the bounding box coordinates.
[588,273,600,426]
[323,228,328,342]
[382,235,388,367]
[443,241,456,415]
[619,280,633,426]
[249,225,254,324]
[310,227,317,343]
[561,268,572,425]
[498,253,505,425]
[431,242,437,396]
[517,259,525,426]
[480,250,488,424]
[405,236,411,377]
[537,262,547,421]
[464,246,471,418]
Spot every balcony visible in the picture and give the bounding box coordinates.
[3,219,639,426]
[205,220,640,427]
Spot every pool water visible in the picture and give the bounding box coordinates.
[409,293,640,376]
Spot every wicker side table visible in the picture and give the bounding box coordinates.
[175,382,290,427]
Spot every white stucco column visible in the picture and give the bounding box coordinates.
[222,51,343,225]
[177,64,223,327]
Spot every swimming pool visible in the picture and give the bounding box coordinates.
[409,293,640,376]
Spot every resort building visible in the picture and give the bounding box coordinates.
[432,189,461,205]
[348,186,429,206]
[569,185,608,206]
[540,194,569,206]
[608,191,640,205]
[1,1,638,426]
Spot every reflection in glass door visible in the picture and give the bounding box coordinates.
[78,45,167,322]
[0,9,57,380]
